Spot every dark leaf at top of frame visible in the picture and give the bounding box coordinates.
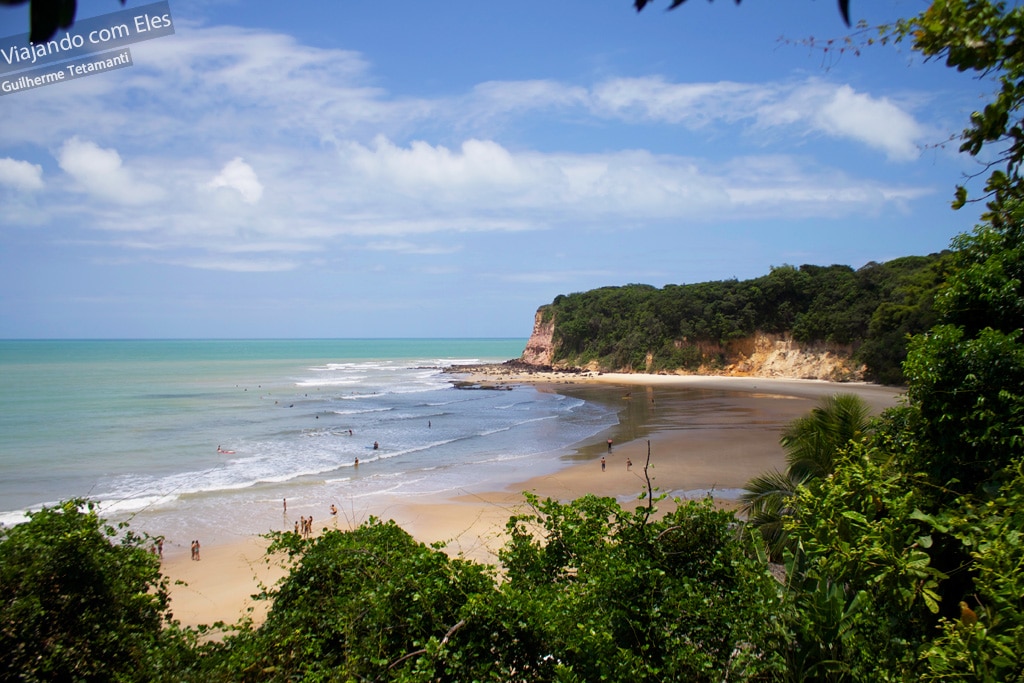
[635,0,852,26]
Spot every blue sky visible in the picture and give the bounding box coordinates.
[0,0,992,339]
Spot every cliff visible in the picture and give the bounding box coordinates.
[520,308,556,366]
[519,308,864,381]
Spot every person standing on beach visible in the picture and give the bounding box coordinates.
[626,458,632,471]
[601,457,606,471]
[607,439,613,451]
[283,497,287,513]
[194,539,200,560]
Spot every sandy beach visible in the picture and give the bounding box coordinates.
[161,372,904,631]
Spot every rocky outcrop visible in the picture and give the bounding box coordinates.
[719,333,864,381]
[521,307,555,366]
[518,307,864,381]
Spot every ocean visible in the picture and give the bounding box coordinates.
[0,339,620,544]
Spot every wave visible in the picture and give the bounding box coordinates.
[477,414,557,437]
[345,476,427,500]
[294,377,366,388]
[330,407,393,416]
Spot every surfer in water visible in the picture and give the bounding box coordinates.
[217,445,235,454]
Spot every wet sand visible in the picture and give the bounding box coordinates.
[162,373,904,630]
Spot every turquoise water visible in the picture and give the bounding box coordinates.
[0,339,618,542]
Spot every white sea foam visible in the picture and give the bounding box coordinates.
[331,407,392,416]
[98,494,179,515]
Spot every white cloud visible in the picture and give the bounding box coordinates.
[0,158,44,191]
[816,85,923,161]
[0,23,937,274]
[470,80,589,116]
[347,136,525,191]
[589,77,925,161]
[591,77,764,126]
[206,157,263,204]
[338,136,920,223]
[365,240,462,255]
[754,81,924,160]
[166,256,298,273]
[37,131,929,272]
[56,138,164,205]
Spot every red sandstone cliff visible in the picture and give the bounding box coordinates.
[520,308,556,366]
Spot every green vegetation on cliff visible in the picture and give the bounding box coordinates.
[545,253,951,383]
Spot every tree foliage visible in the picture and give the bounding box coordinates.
[0,499,173,682]
[198,518,495,682]
[890,0,1024,211]
[546,254,949,383]
[784,441,946,681]
[96,496,786,683]
[740,393,874,561]
[496,494,789,682]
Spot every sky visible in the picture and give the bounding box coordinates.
[0,0,995,339]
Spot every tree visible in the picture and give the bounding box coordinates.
[783,440,947,681]
[782,393,872,481]
[497,494,790,681]
[740,393,873,561]
[890,0,1024,212]
[203,518,495,682]
[0,499,173,682]
[915,458,1024,680]
[901,197,1024,497]
[180,495,793,682]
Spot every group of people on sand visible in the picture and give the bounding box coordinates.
[296,516,314,538]
[287,505,340,538]
[190,539,201,560]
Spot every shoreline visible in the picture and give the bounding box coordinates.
[162,371,904,630]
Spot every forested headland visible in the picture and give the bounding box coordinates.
[535,253,951,385]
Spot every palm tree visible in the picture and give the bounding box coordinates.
[741,393,873,561]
